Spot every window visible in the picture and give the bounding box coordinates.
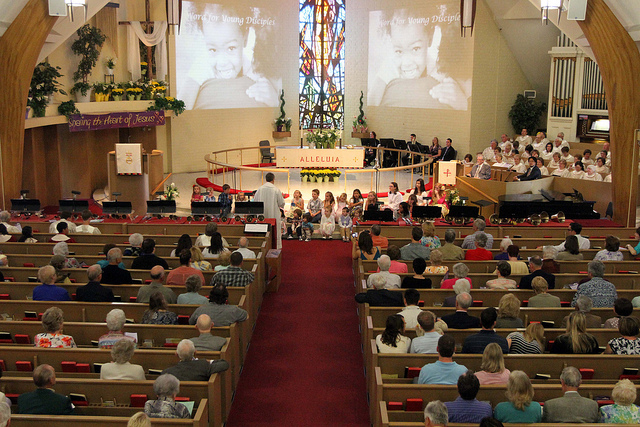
[299,0,345,130]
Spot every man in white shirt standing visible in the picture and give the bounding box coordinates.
[553,223,590,251]
[75,210,101,234]
[253,173,286,249]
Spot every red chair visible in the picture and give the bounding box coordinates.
[0,360,6,371]
[472,300,483,307]
[163,343,179,348]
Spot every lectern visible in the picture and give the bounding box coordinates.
[107,149,164,216]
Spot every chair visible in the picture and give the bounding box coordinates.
[260,140,275,164]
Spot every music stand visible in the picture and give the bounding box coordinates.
[102,201,133,215]
[412,206,442,219]
[59,199,89,213]
[191,201,223,215]
[363,209,394,222]
[448,205,479,219]
[146,200,177,215]
[235,202,264,215]
[10,199,41,213]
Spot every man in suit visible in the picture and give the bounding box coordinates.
[542,366,599,423]
[18,364,74,415]
[466,153,491,180]
[441,292,481,329]
[162,340,228,381]
[461,307,509,354]
[518,256,556,290]
[515,156,541,181]
[440,138,457,161]
[561,296,603,329]
[355,274,404,307]
[75,264,114,302]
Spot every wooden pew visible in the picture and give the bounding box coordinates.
[1,376,221,427]
[380,236,637,249]
[10,401,208,427]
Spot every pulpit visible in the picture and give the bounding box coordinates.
[107,149,164,216]
[435,161,464,185]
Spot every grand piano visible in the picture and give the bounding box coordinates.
[498,189,599,219]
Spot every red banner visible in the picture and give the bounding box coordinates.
[68,111,165,132]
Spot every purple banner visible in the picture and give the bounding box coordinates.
[68,111,165,132]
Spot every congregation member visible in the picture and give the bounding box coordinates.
[494,370,542,423]
[202,232,229,258]
[485,261,516,289]
[401,258,432,289]
[514,156,541,181]
[441,292,481,329]
[124,233,144,256]
[100,339,145,380]
[367,255,401,289]
[0,401,8,427]
[194,223,230,249]
[190,246,213,271]
[0,210,20,233]
[511,154,526,173]
[461,307,509,354]
[467,153,491,179]
[142,293,178,325]
[571,260,617,308]
[177,275,209,305]
[582,148,595,166]
[0,225,15,243]
[548,151,560,168]
[425,250,447,274]
[34,307,76,348]
[307,188,323,223]
[441,262,471,289]
[541,245,560,273]
[584,165,603,181]
[190,314,227,352]
[101,248,133,285]
[595,157,610,174]
[169,234,193,258]
[211,252,255,287]
[604,298,634,329]
[444,371,492,423]
[162,339,229,381]
[75,210,101,234]
[417,334,467,385]
[131,239,169,270]
[552,158,571,177]
[571,162,587,179]
[563,295,603,328]
[189,285,249,326]
[506,323,544,354]
[493,238,513,260]
[495,294,524,328]
[515,129,532,147]
[475,343,510,385]
[440,138,456,161]
[551,312,600,354]
[482,139,498,162]
[605,316,640,355]
[18,225,37,242]
[410,311,440,354]
[32,265,70,301]
[397,289,421,328]
[424,401,448,427]
[352,230,381,260]
[144,374,190,419]
[48,212,77,234]
[626,226,640,256]
[595,235,624,261]
[461,219,493,249]
[560,146,574,164]
[376,314,411,353]
[99,309,137,349]
[439,228,464,260]
[506,246,527,273]
[234,237,256,259]
[599,378,640,423]
[385,245,408,273]
[542,366,599,423]
[136,266,177,304]
[492,153,511,169]
[518,256,555,290]
[420,222,441,249]
[400,226,431,260]
[443,279,471,307]
[53,241,83,268]
[166,249,205,287]
[556,235,583,260]
[253,173,285,248]
[540,142,554,161]
[49,255,70,284]
[18,364,74,415]
[355,275,404,307]
[464,233,492,260]
[49,222,76,243]
[76,264,114,302]
[527,277,561,307]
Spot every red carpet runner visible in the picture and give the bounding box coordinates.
[225,240,370,426]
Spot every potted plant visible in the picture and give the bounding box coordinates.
[508,94,547,136]
[164,183,179,201]
[28,62,67,117]
[300,169,309,182]
[92,82,108,102]
[111,87,124,101]
[58,100,80,119]
[352,91,368,132]
[147,96,186,116]
[126,87,143,100]
[105,57,116,75]
[70,24,106,102]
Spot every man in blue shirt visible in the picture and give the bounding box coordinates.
[444,371,492,423]
[410,311,440,354]
[32,265,70,301]
[218,184,232,216]
[462,307,509,354]
[417,334,467,384]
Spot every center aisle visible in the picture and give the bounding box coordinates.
[225,239,370,426]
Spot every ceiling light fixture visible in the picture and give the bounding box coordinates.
[460,0,477,37]
[65,0,86,22]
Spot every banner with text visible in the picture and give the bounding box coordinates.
[277,148,364,168]
[68,111,165,132]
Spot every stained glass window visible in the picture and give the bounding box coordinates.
[299,0,345,130]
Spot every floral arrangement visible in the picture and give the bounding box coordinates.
[105,57,116,69]
[445,188,461,206]
[306,128,341,149]
[140,62,148,75]
[111,88,125,101]
[126,87,143,94]
[352,91,367,132]
[300,168,341,181]
[163,182,179,201]
[147,96,186,116]
[150,81,168,97]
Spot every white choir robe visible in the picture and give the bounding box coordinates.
[253,182,286,249]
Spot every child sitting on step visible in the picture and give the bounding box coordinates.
[320,206,336,240]
[300,213,314,241]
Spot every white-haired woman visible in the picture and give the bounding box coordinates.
[440,262,471,289]
[52,241,83,268]
[100,339,145,380]
[600,378,640,423]
[144,374,190,419]
[494,238,513,261]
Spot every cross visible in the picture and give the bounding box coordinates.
[443,169,452,177]
[118,0,154,80]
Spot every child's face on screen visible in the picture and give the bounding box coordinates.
[204,21,244,79]
[389,23,428,79]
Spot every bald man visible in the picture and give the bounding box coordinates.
[233,237,256,259]
[189,314,227,351]
[136,266,176,304]
[18,364,73,415]
[161,339,229,381]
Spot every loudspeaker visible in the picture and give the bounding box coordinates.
[48,0,67,16]
[524,90,536,99]
[567,0,587,21]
